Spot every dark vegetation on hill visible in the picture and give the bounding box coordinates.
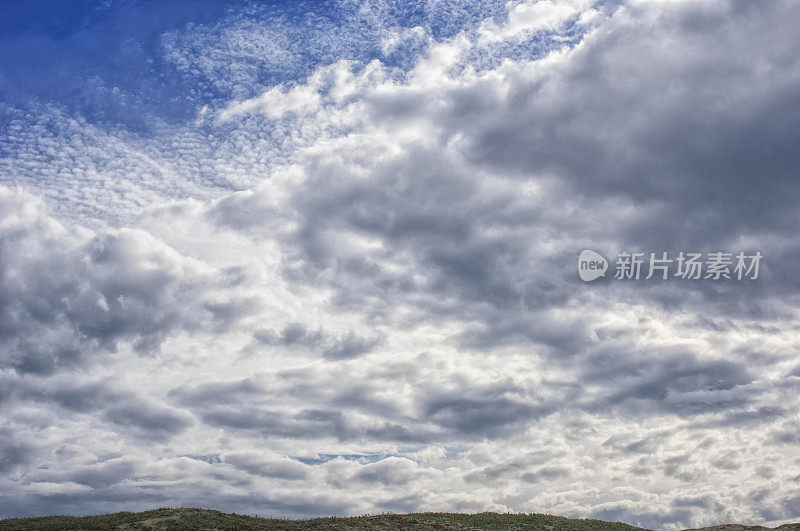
[1,508,798,531]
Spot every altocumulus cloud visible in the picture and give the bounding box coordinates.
[1,0,800,528]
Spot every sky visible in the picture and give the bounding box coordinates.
[1,0,800,528]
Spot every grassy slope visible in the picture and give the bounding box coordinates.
[2,508,799,531]
[0,508,648,530]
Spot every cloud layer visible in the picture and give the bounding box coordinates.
[2,0,800,528]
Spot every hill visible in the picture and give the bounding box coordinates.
[1,508,798,531]
[0,508,648,530]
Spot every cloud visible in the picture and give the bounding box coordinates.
[1,0,800,527]
[422,387,551,438]
[2,377,193,442]
[253,323,387,360]
[0,187,259,374]
[0,427,35,475]
[224,452,308,481]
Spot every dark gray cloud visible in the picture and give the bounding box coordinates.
[33,459,138,490]
[101,400,193,441]
[170,375,552,444]
[0,427,35,475]
[441,1,800,245]
[254,323,387,360]
[580,347,757,416]
[224,453,308,481]
[0,189,259,374]
[1,378,193,442]
[422,387,551,438]
[519,465,570,484]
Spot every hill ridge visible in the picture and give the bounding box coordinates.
[1,507,798,531]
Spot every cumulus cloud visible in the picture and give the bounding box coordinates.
[0,188,260,374]
[253,323,387,360]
